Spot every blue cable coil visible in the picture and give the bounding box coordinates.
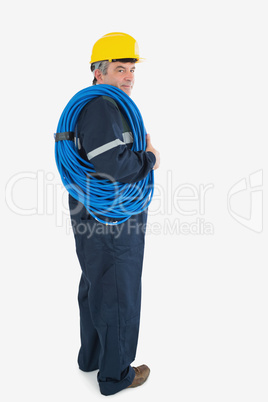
[54,84,154,225]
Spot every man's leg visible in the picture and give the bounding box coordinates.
[77,273,100,372]
[94,213,147,395]
[69,195,147,395]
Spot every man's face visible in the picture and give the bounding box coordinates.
[97,62,136,96]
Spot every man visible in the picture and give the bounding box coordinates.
[69,32,160,396]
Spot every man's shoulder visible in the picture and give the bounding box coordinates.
[77,93,121,126]
[101,95,119,110]
[83,94,119,113]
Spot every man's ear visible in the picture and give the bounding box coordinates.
[94,69,103,84]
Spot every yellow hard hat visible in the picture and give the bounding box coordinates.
[90,32,143,64]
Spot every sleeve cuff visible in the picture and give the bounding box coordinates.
[147,151,156,168]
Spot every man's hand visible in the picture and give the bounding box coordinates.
[146,134,160,170]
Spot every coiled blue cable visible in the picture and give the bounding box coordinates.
[55,84,154,225]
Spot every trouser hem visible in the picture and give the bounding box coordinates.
[98,366,135,396]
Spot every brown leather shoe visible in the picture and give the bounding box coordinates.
[128,364,150,388]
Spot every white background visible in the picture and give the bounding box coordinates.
[1,0,267,401]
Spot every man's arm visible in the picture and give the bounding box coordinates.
[145,134,160,170]
[77,96,158,183]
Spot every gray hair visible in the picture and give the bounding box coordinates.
[90,60,110,85]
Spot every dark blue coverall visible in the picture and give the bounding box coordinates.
[69,95,155,395]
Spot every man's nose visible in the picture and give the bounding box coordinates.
[125,71,134,81]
